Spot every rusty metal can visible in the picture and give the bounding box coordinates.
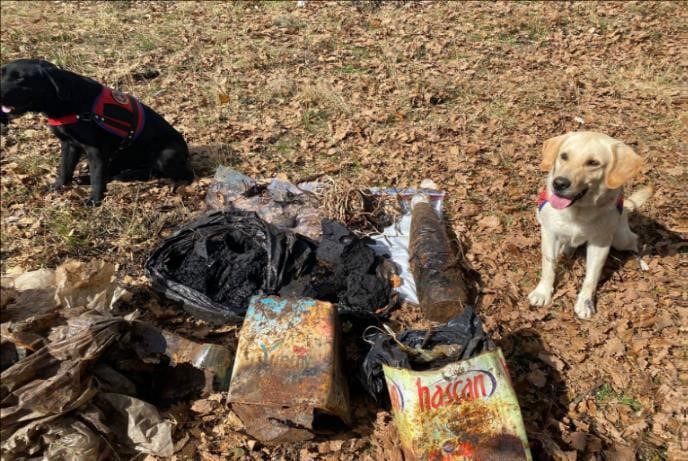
[129,321,234,394]
[228,296,350,444]
[383,348,532,461]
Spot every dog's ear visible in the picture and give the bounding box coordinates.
[541,134,569,171]
[605,142,643,189]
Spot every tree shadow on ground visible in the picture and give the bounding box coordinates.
[444,213,483,306]
[48,142,244,186]
[498,328,570,461]
[189,144,244,179]
[601,212,686,284]
[556,212,686,287]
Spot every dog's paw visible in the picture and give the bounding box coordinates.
[637,256,649,271]
[45,182,66,193]
[73,175,91,185]
[574,297,595,319]
[528,285,553,306]
[85,197,102,207]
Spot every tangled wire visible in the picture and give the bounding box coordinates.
[314,177,402,235]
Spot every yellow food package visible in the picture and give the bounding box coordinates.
[383,348,532,461]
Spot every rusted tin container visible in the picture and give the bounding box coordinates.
[130,322,234,394]
[383,348,531,461]
[227,296,350,444]
[158,330,233,392]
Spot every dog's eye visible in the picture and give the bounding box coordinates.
[586,159,600,167]
[560,152,568,161]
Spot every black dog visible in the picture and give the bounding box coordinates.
[1,59,194,205]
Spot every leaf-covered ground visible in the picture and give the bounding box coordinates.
[1,2,685,460]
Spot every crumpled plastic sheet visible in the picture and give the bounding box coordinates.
[54,259,128,312]
[359,305,494,401]
[1,310,232,459]
[1,260,127,315]
[41,417,110,461]
[0,260,129,372]
[280,219,393,316]
[3,415,111,461]
[0,317,131,457]
[98,392,174,457]
[205,167,324,240]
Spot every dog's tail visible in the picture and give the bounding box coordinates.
[624,185,654,212]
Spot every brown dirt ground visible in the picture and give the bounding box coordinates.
[1,1,685,460]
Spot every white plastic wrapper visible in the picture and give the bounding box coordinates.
[368,188,445,305]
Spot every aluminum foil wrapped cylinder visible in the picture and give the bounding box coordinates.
[227,296,350,444]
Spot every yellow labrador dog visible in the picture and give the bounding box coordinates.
[528,131,652,319]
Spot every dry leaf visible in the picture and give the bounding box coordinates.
[477,215,501,230]
[526,368,547,388]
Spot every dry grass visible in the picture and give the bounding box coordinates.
[1,1,685,460]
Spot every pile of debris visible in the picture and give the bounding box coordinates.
[145,213,394,324]
[1,171,533,460]
[1,260,233,458]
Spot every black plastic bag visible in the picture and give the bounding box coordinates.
[359,306,493,401]
[145,211,316,324]
[282,220,392,315]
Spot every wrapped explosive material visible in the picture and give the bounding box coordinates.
[409,193,468,322]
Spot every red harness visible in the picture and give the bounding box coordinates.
[47,114,79,126]
[538,188,624,213]
[47,87,145,142]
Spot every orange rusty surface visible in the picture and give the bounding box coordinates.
[404,403,529,461]
[228,296,350,438]
[232,402,316,445]
[384,349,531,461]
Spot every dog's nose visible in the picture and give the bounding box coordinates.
[552,176,571,192]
